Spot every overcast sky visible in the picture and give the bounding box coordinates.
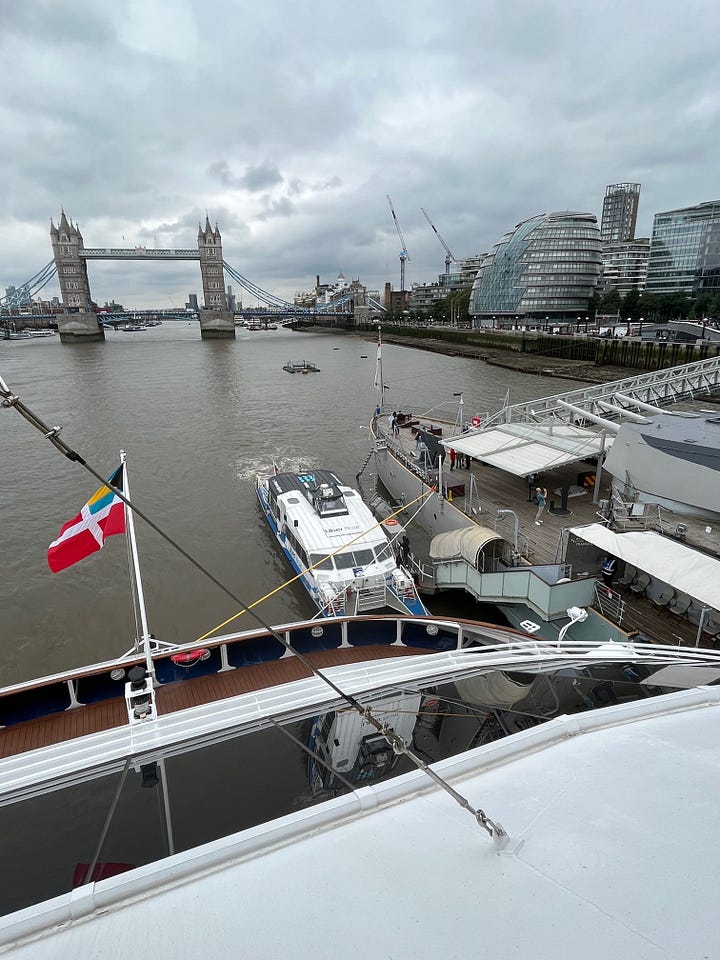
[2,0,720,308]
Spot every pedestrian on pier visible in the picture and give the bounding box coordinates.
[449,448,456,471]
[534,486,548,525]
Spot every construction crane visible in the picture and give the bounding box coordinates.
[386,195,410,293]
[421,207,456,276]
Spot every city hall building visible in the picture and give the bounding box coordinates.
[469,211,602,328]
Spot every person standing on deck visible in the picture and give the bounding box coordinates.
[449,448,456,471]
[392,411,400,436]
[388,412,395,436]
[534,486,548,525]
[601,555,617,586]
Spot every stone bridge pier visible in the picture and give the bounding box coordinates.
[50,213,235,342]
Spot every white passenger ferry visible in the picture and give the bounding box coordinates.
[256,468,428,617]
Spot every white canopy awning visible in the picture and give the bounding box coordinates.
[570,523,720,610]
[444,422,613,478]
[429,526,502,567]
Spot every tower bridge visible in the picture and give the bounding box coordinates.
[49,211,233,342]
[0,211,386,344]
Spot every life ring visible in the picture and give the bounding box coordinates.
[171,648,211,668]
[471,416,482,427]
[384,518,399,526]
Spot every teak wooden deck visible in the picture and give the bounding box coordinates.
[0,645,430,761]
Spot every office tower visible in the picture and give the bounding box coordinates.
[601,183,640,243]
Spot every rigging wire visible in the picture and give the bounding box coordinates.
[0,375,507,845]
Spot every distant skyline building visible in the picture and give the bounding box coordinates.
[3,284,32,306]
[645,200,720,297]
[469,211,602,327]
[601,183,640,244]
[600,239,650,295]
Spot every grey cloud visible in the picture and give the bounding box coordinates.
[256,196,296,221]
[3,0,720,304]
[209,160,283,192]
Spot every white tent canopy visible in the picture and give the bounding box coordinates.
[570,524,720,610]
[429,526,502,567]
[444,422,613,478]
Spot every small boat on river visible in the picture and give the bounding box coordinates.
[256,468,427,617]
[283,360,320,373]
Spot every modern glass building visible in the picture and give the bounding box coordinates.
[600,239,650,295]
[645,201,720,296]
[600,183,640,243]
[469,212,602,326]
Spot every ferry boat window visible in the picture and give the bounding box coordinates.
[335,549,375,569]
[374,545,393,563]
[309,553,335,571]
[352,549,375,567]
[335,553,358,570]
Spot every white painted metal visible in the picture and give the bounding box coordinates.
[477,355,720,430]
[4,684,720,958]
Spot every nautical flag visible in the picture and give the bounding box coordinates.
[47,465,126,573]
[373,333,382,390]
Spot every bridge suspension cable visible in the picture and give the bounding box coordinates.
[223,261,359,315]
[223,261,306,311]
[0,261,58,306]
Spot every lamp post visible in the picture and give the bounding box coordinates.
[545,315,549,333]
[495,509,519,551]
[557,606,589,647]
[585,314,589,334]
[638,316,644,340]
[576,315,581,334]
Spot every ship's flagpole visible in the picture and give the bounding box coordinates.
[374,321,384,407]
[120,450,155,680]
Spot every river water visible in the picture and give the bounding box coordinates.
[1,322,582,686]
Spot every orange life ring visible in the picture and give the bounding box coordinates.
[384,518,399,526]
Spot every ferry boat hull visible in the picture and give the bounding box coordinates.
[256,469,428,618]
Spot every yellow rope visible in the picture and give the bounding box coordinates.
[194,485,436,643]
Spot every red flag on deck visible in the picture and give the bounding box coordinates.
[47,465,126,573]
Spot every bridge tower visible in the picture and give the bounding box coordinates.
[50,212,104,342]
[197,217,234,339]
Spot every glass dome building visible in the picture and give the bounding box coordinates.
[469,211,602,327]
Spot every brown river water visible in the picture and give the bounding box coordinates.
[1,321,583,686]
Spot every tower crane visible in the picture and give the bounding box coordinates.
[386,195,410,293]
[421,207,456,276]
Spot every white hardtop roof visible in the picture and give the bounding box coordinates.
[445,421,613,477]
[7,685,720,959]
[570,523,720,609]
[280,484,387,553]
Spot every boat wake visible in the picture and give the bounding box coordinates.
[235,454,310,483]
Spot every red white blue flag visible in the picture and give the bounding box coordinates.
[47,465,126,573]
